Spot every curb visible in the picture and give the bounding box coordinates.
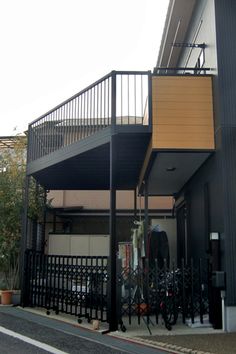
[109,334,213,354]
[136,337,212,354]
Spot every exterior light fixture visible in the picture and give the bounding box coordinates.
[166,167,176,172]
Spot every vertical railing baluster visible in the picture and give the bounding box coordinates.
[80,257,83,318]
[51,255,55,311]
[85,256,88,318]
[40,253,45,308]
[199,258,203,323]
[127,75,130,124]
[190,258,194,323]
[101,257,104,322]
[68,100,72,146]
[75,256,78,317]
[181,258,186,323]
[141,74,143,118]
[104,80,106,127]
[134,74,136,123]
[90,257,93,320]
[154,259,159,324]
[56,256,60,313]
[172,260,177,324]
[120,75,123,125]
[100,82,103,128]
[44,256,49,309]
[70,257,74,315]
[108,77,111,124]
[79,95,82,140]
[37,253,41,306]
[128,262,132,325]
[61,256,65,313]
[28,251,33,306]
[145,258,150,326]
[86,90,89,138]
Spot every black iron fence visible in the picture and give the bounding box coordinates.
[118,259,209,332]
[28,71,151,162]
[22,251,209,331]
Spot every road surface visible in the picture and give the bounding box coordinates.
[0,307,169,354]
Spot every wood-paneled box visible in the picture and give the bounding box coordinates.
[151,75,214,150]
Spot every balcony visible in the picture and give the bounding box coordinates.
[140,70,215,195]
[27,71,152,190]
[26,68,214,194]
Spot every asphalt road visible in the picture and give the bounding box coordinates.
[0,307,168,354]
[0,332,52,354]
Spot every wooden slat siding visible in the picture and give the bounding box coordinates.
[152,76,215,149]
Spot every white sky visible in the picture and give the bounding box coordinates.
[0,0,169,135]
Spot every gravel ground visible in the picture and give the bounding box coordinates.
[138,333,236,354]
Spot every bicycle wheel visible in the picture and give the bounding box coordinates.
[161,296,178,328]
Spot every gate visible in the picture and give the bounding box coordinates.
[23,250,209,330]
[23,250,108,323]
[118,258,209,331]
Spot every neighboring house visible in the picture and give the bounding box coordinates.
[46,190,175,257]
[22,0,236,332]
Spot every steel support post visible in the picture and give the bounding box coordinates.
[108,71,118,331]
[41,188,47,252]
[144,180,149,257]
[20,175,30,306]
[108,135,118,331]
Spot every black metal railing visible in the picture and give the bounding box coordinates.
[153,67,211,75]
[23,251,210,331]
[23,250,108,323]
[28,71,151,162]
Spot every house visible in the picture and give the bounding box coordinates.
[148,0,235,332]
[22,0,236,332]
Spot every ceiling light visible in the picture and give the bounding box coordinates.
[166,167,176,172]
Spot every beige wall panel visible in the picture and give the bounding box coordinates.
[49,190,64,207]
[152,76,214,150]
[64,190,109,209]
[89,235,109,256]
[70,236,90,256]
[48,234,109,256]
[48,190,172,210]
[48,234,70,255]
